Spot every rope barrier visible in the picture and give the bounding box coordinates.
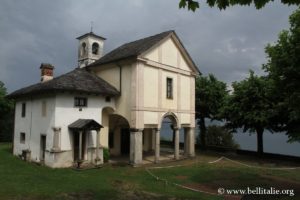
[145,155,300,196]
[208,156,300,170]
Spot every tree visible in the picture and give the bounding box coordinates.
[179,0,300,11]
[263,8,300,142]
[222,71,274,155]
[195,74,228,149]
[0,81,14,142]
[200,125,239,149]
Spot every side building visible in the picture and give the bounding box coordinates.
[10,65,119,167]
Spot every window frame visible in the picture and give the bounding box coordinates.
[166,77,173,99]
[74,97,88,107]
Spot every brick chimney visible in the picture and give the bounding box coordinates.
[40,63,54,82]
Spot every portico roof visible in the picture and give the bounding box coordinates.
[68,119,103,131]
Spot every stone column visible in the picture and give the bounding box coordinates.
[188,127,195,157]
[184,127,190,156]
[79,131,83,161]
[130,128,143,165]
[174,128,179,160]
[154,128,160,163]
[96,130,100,160]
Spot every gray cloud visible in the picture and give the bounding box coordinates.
[0,0,296,92]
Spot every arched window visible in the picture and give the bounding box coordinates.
[80,42,87,57]
[92,42,99,55]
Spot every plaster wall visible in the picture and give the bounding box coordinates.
[95,63,132,125]
[54,94,115,151]
[13,96,56,163]
[144,37,191,72]
[95,65,120,91]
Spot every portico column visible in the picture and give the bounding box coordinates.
[154,128,160,163]
[130,128,143,165]
[184,128,190,156]
[96,130,100,159]
[79,131,83,161]
[188,127,195,157]
[174,127,179,160]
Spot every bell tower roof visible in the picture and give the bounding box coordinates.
[76,32,106,40]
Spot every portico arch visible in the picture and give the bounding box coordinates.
[107,114,130,157]
[160,112,180,129]
[152,112,181,163]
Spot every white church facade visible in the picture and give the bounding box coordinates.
[9,30,200,168]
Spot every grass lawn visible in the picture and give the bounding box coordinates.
[0,143,299,200]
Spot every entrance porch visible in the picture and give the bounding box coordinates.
[68,119,104,167]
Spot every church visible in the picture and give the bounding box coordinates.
[8,30,200,168]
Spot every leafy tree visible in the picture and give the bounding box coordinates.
[199,125,240,149]
[222,71,274,155]
[195,74,228,149]
[263,8,300,142]
[179,0,300,11]
[0,81,14,142]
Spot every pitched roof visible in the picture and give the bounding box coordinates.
[76,32,106,40]
[68,119,103,131]
[8,68,120,99]
[88,30,174,66]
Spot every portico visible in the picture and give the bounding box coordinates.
[68,119,104,166]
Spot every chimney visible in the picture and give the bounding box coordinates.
[40,63,54,82]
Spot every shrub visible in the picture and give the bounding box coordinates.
[103,148,110,162]
[198,125,240,149]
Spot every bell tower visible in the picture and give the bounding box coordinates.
[76,32,106,68]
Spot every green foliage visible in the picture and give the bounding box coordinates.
[195,74,228,148]
[0,81,14,142]
[198,125,240,149]
[221,71,274,154]
[179,0,300,11]
[179,0,199,12]
[103,147,110,162]
[196,74,228,120]
[263,8,300,142]
[222,71,273,132]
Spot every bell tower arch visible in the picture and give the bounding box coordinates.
[76,32,106,68]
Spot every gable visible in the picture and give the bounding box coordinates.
[142,35,199,74]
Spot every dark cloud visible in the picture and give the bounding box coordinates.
[0,0,296,92]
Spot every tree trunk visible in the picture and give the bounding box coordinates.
[199,117,206,150]
[256,127,264,156]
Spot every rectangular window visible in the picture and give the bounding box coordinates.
[21,103,26,117]
[42,101,47,117]
[20,132,25,144]
[105,96,111,102]
[166,78,173,99]
[74,97,88,107]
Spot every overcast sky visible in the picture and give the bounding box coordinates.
[0,0,297,93]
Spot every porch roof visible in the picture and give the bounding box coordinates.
[68,119,103,131]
